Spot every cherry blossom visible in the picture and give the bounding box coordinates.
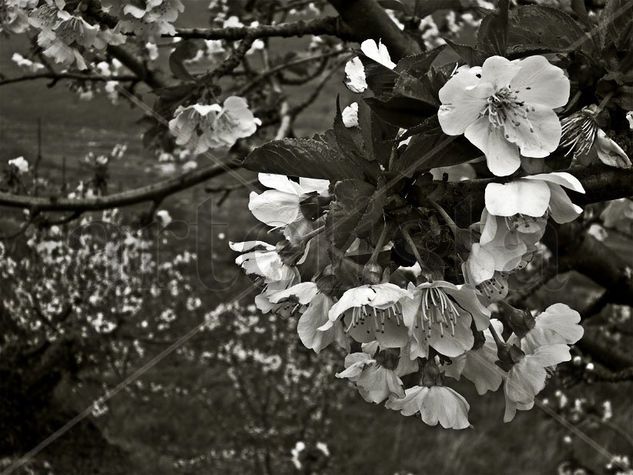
[386,384,470,429]
[342,102,359,128]
[503,343,571,422]
[248,173,329,229]
[438,55,570,176]
[8,156,29,174]
[400,281,490,358]
[269,282,347,353]
[521,303,584,351]
[320,283,411,348]
[336,351,405,404]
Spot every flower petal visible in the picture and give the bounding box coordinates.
[248,190,301,227]
[438,69,491,136]
[547,183,583,224]
[485,180,551,217]
[512,55,570,109]
[465,118,521,176]
[258,173,303,194]
[481,55,521,89]
[524,172,585,193]
[503,104,562,158]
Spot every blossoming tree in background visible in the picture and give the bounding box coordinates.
[1,0,633,473]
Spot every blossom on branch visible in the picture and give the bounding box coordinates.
[438,55,570,176]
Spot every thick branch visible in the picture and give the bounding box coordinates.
[173,17,353,41]
[328,0,422,60]
[577,328,633,371]
[0,161,239,213]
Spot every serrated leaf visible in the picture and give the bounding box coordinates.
[242,137,378,181]
[393,130,479,178]
[444,40,486,66]
[359,56,399,99]
[393,71,439,106]
[395,47,445,75]
[507,5,588,53]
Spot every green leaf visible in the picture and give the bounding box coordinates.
[393,71,440,106]
[393,130,479,178]
[242,136,378,181]
[477,0,509,55]
[395,48,445,76]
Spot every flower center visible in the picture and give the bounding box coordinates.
[345,304,403,334]
[482,87,529,129]
[414,288,462,338]
[504,214,546,232]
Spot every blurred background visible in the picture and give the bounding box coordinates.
[1,1,632,474]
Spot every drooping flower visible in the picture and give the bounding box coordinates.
[560,105,631,168]
[8,156,29,174]
[503,343,571,422]
[386,384,470,429]
[522,303,583,352]
[344,39,395,93]
[445,319,505,395]
[438,55,570,176]
[229,240,300,312]
[207,96,261,148]
[320,283,411,348]
[400,281,490,358]
[336,350,405,404]
[269,282,347,353]
[248,173,329,229]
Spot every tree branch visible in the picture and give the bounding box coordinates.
[0,161,240,213]
[0,73,137,87]
[328,0,422,59]
[173,17,354,41]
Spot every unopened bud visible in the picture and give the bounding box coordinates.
[497,301,535,338]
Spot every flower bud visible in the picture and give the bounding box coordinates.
[497,301,535,338]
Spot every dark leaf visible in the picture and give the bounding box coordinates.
[393,71,439,106]
[364,96,435,128]
[395,47,445,75]
[394,130,479,177]
[242,136,378,181]
[477,0,509,55]
[507,5,588,54]
[334,97,366,162]
[444,39,486,66]
[326,179,377,249]
[358,100,399,166]
[359,56,399,99]
[600,0,633,51]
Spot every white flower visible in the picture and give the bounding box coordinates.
[248,173,329,228]
[156,210,172,228]
[438,55,570,176]
[169,97,260,154]
[8,156,29,174]
[336,351,405,404]
[401,281,490,358]
[484,172,585,224]
[321,283,411,348]
[11,52,44,72]
[269,282,347,353]
[386,385,470,429]
[504,343,571,422]
[430,163,476,182]
[593,129,631,169]
[342,102,359,128]
[344,39,395,93]
[229,240,298,285]
[627,111,633,130]
[522,303,584,351]
[445,319,505,395]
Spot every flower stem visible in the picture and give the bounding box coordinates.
[302,224,325,242]
[368,222,388,264]
[428,199,457,234]
[596,91,614,113]
[401,227,424,267]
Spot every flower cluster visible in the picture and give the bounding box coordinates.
[234,40,595,429]
[168,96,261,155]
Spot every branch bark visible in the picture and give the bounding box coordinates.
[0,161,240,212]
[328,0,422,59]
